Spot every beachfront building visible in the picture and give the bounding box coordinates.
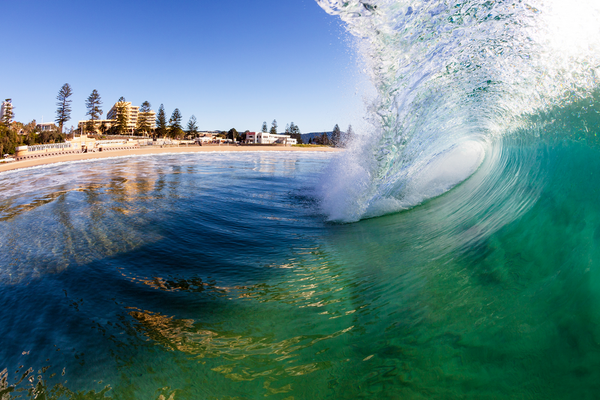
[1,99,14,123]
[192,131,219,144]
[245,131,297,145]
[78,101,155,135]
[15,141,81,158]
[107,101,139,134]
[77,119,115,134]
[195,136,213,144]
[36,122,57,132]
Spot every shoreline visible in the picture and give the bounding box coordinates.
[0,145,341,173]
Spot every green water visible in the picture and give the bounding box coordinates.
[0,144,599,398]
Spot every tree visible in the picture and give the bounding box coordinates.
[270,119,277,135]
[85,120,96,134]
[155,104,167,138]
[289,122,303,144]
[39,128,66,145]
[1,99,14,126]
[85,89,103,133]
[285,123,290,135]
[55,83,73,133]
[187,115,198,137]
[262,121,268,133]
[136,101,152,136]
[86,90,103,120]
[19,120,38,146]
[115,98,128,135]
[331,124,341,147]
[168,108,183,139]
[227,128,239,141]
[0,124,19,155]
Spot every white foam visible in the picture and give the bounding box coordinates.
[361,140,486,219]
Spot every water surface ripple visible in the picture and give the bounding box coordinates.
[1,150,599,398]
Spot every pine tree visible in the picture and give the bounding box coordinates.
[85,120,96,134]
[187,115,198,137]
[270,119,277,135]
[140,101,151,113]
[331,124,341,147]
[155,104,167,138]
[136,101,152,136]
[289,122,302,144]
[85,90,103,133]
[262,121,268,133]
[168,108,183,139]
[55,83,73,133]
[227,128,238,141]
[85,90,103,120]
[115,97,128,135]
[1,99,14,126]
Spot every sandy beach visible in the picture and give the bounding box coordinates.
[0,145,341,173]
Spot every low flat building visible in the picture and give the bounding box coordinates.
[77,119,115,134]
[195,136,214,144]
[36,122,57,132]
[245,131,296,145]
[15,141,80,159]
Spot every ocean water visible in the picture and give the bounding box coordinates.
[3,0,600,398]
[1,146,599,399]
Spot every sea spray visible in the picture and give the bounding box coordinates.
[316,0,600,222]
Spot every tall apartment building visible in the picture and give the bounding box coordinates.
[78,101,156,134]
[107,101,139,134]
[1,99,14,123]
[106,101,156,134]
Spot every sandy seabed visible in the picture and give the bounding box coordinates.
[0,145,341,173]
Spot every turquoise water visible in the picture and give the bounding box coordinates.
[1,145,600,399]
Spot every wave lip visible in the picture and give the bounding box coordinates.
[315,0,600,222]
[319,139,485,222]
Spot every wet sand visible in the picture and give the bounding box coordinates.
[0,145,341,173]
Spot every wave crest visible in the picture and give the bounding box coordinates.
[316,0,600,222]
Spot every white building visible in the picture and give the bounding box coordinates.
[36,122,57,132]
[245,131,296,145]
[1,99,14,123]
[195,136,214,144]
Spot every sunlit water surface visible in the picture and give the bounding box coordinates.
[1,150,600,399]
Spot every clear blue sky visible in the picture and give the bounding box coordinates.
[1,0,366,133]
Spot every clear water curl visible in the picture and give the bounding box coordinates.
[316,0,600,222]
